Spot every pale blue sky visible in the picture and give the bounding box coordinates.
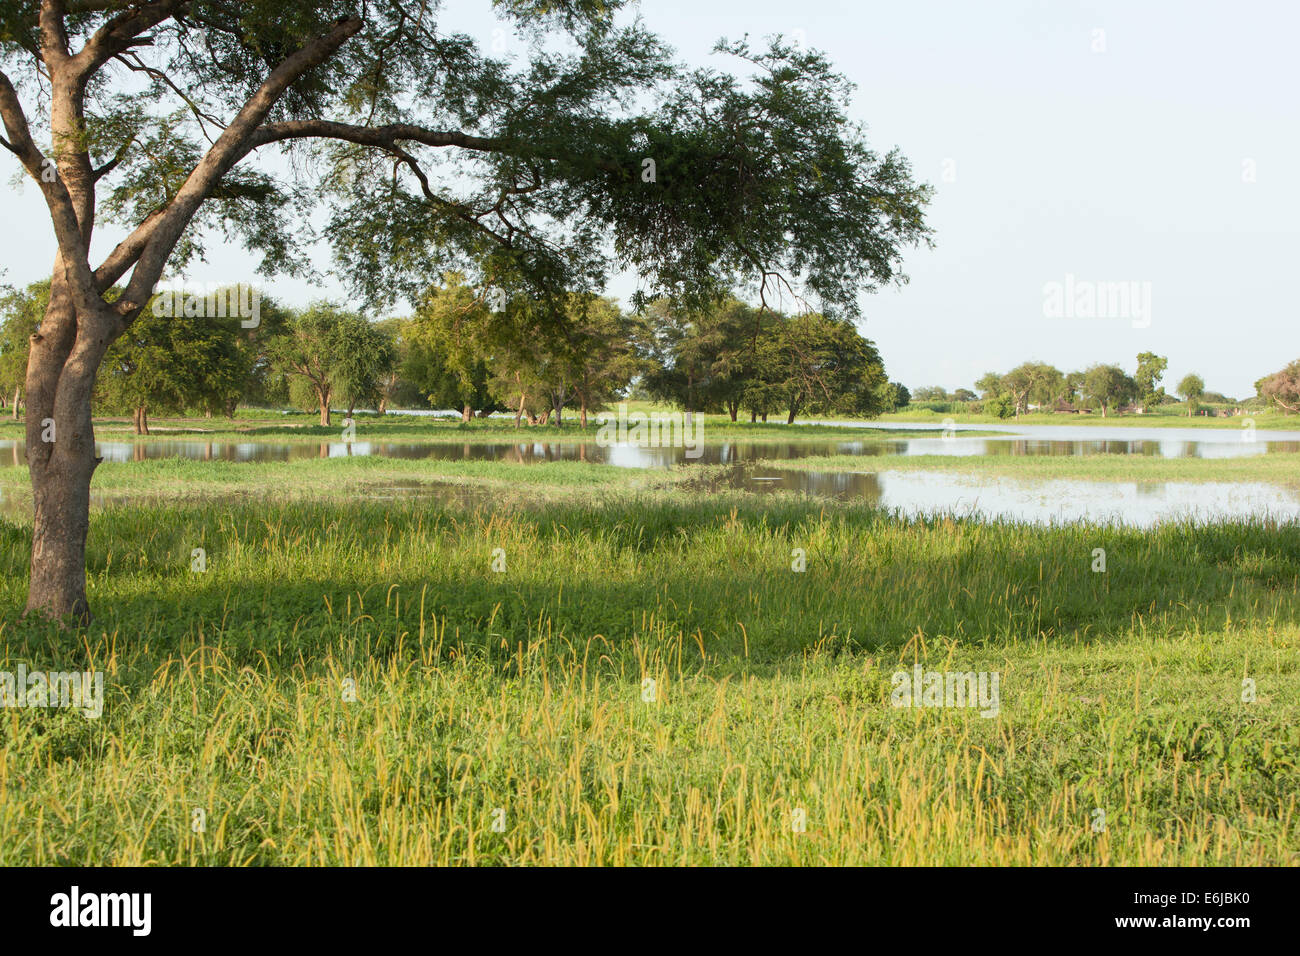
[2,0,1296,398]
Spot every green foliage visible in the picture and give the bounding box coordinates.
[1176,372,1206,416]
[1256,359,1300,414]
[985,393,1015,419]
[269,302,393,422]
[1081,364,1137,416]
[0,279,47,406]
[405,274,503,415]
[98,289,253,421]
[1135,351,1168,409]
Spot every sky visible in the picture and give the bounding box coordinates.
[2,0,1297,399]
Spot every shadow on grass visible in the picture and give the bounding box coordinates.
[2,493,1297,684]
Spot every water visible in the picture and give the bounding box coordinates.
[2,422,1298,526]
[708,468,1300,528]
[2,420,1298,469]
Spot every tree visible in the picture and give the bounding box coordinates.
[270,303,377,426]
[0,279,48,419]
[765,312,887,423]
[911,385,948,403]
[1064,370,1086,406]
[99,290,252,433]
[373,317,425,414]
[985,393,1015,419]
[876,380,910,412]
[951,387,976,403]
[1002,362,1063,417]
[1134,352,1167,411]
[1082,364,1137,417]
[330,313,396,417]
[1176,373,1206,417]
[641,295,766,421]
[560,295,641,428]
[974,372,1003,400]
[1257,360,1300,413]
[405,273,502,422]
[1,1,931,621]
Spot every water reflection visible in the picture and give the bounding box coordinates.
[707,467,1300,528]
[2,432,1299,470]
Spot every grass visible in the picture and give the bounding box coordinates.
[1,470,1298,865]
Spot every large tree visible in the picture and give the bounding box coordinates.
[1134,351,1167,411]
[405,272,502,421]
[1082,364,1137,418]
[1257,360,1300,414]
[765,312,887,424]
[0,0,931,620]
[269,302,379,426]
[98,289,252,432]
[1176,373,1205,416]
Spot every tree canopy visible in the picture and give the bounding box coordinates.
[0,0,933,621]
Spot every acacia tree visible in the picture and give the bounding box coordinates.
[0,0,931,621]
[269,302,376,426]
[330,313,396,417]
[1083,363,1137,418]
[406,272,501,421]
[1176,373,1205,416]
[99,293,250,433]
[766,312,887,423]
[1257,360,1300,414]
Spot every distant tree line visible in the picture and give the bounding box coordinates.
[909,352,1283,418]
[0,276,903,431]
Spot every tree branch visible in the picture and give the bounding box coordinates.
[0,68,100,318]
[114,15,365,323]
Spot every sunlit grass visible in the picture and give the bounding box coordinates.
[1,480,1296,865]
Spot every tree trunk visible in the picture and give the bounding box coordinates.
[10,385,19,420]
[316,387,331,426]
[761,412,768,423]
[786,405,798,425]
[728,401,738,422]
[462,404,473,423]
[25,280,104,623]
[580,401,588,428]
[750,409,757,423]
[514,392,526,429]
[133,405,150,435]
[378,397,388,415]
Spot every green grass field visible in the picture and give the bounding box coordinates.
[1,419,1297,865]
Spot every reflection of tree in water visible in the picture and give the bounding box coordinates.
[1134,482,1166,499]
[793,469,885,503]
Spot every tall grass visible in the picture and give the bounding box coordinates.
[1,487,1296,864]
